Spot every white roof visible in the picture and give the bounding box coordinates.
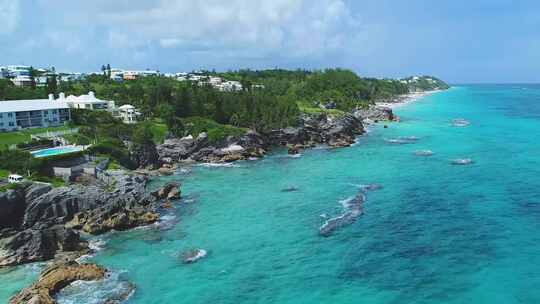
[118,104,135,110]
[0,99,69,113]
[64,92,110,104]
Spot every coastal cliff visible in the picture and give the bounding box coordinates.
[0,173,179,267]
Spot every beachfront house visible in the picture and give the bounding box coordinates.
[0,96,71,131]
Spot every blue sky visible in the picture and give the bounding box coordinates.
[1,0,539,83]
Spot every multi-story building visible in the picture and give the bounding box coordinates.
[0,95,70,131]
[11,76,33,87]
[113,104,140,124]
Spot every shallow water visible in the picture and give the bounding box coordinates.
[3,84,540,303]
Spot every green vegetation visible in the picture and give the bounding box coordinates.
[0,169,9,178]
[402,76,450,91]
[147,120,168,143]
[30,175,66,187]
[0,68,449,170]
[0,149,44,176]
[0,125,72,148]
[182,117,247,142]
[0,183,21,192]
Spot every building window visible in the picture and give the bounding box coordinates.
[8,113,13,118]
[0,113,2,118]
[8,122,14,126]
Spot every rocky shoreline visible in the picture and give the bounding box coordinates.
[155,104,397,168]
[1,101,408,303]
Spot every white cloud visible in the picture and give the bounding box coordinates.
[0,0,19,34]
[96,0,364,59]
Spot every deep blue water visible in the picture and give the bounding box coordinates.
[3,84,540,303]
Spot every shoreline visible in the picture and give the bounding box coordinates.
[3,87,446,303]
[376,90,442,109]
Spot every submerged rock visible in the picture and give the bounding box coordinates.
[451,158,474,165]
[9,261,106,304]
[281,186,300,192]
[182,249,207,264]
[414,150,434,156]
[319,194,365,237]
[319,183,382,237]
[452,118,471,127]
[384,136,419,145]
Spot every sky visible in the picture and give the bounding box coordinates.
[1,0,539,83]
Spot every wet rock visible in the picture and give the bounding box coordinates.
[319,183,382,237]
[157,167,174,176]
[414,150,434,156]
[152,182,181,201]
[384,136,419,145]
[281,186,299,192]
[9,261,106,304]
[452,118,470,127]
[451,158,474,165]
[319,194,365,237]
[287,144,302,155]
[182,249,207,264]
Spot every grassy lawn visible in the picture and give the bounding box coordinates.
[298,103,345,116]
[0,169,9,178]
[182,117,247,142]
[0,126,73,148]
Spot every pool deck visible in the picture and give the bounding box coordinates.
[30,145,88,158]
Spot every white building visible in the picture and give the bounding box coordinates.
[6,65,31,77]
[0,96,70,131]
[218,80,243,92]
[11,76,33,87]
[114,104,140,124]
[62,91,115,110]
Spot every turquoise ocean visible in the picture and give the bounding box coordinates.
[3,84,540,303]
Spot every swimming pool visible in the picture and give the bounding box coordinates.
[31,146,84,158]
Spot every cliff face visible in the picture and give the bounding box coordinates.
[0,173,170,267]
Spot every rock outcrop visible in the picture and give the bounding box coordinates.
[0,171,174,266]
[130,141,160,170]
[182,249,207,264]
[319,184,382,237]
[158,131,267,164]
[152,182,181,201]
[0,225,87,266]
[9,261,106,304]
[157,112,366,164]
[354,105,395,123]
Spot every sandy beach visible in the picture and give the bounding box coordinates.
[377,90,442,109]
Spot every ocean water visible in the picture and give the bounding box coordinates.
[3,84,540,303]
